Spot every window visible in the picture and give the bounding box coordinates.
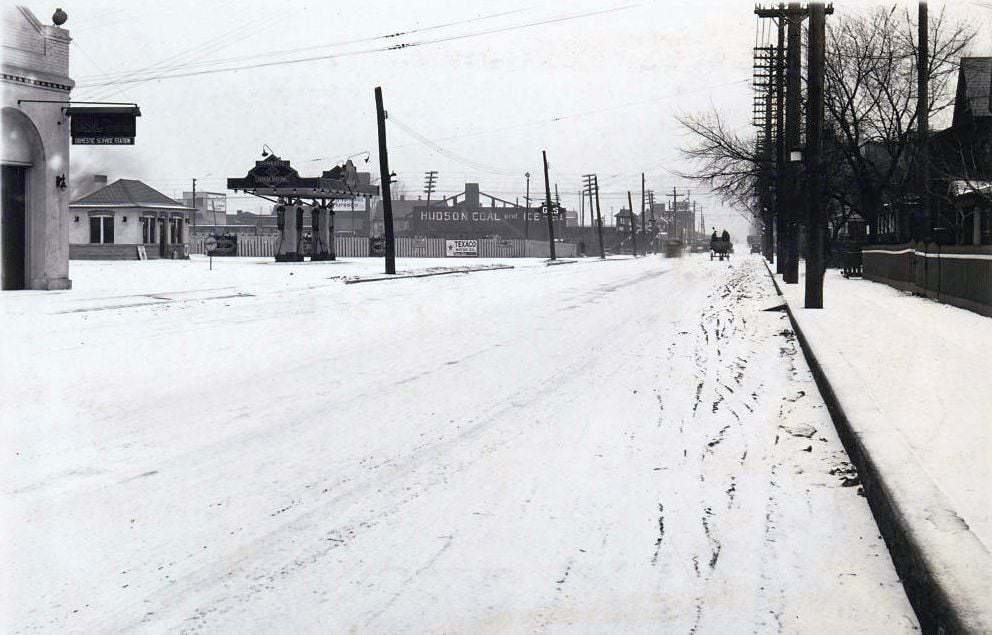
[169,218,182,243]
[141,217,155,243]
[89,215,114,244]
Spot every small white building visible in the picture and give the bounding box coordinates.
[69,179,194,259]
[1,5,74,289]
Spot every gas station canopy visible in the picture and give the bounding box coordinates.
[227,155,378,200]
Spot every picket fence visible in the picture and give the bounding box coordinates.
[190,235,578,259]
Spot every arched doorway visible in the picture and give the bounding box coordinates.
[2,165,27,289]
[2,108,45,290]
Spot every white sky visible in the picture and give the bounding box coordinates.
[21,0,992,236]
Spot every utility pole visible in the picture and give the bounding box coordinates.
[579,184,585,228]
[525,172,531,241]
[627,191,638,257]
[640,173,646,257]
[191,177,197,241]
[755,3,831,284]
[583,175,597,229]
[757,4,789,273]
[374,86,396,274]
[761,39,777,262]
[423,170,438,219]
[918,1,930,237]
[692,200,697,243]
[542,151,556,260]
[784,3,803,284]
[668,186,681,241]
[647,190,656,253]
[593,175,605,259]
[775,11,787,273]
[805,2,827,308]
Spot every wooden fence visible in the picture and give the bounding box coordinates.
[862,242,992,317]
[190,235,578,259]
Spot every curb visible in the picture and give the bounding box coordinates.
[341,264,513,284]
[762,259,992,634]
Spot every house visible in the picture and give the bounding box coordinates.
[931,57,992,244]
[69,179,195,259]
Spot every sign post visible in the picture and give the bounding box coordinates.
[204,235,217,270]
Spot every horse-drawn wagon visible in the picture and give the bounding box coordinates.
[710,238,733,261]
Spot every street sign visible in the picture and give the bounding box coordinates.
[370,236,386,256]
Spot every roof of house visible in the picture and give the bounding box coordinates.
[953,57,992,127]
[70,179,194,210]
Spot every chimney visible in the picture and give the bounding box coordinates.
[464,183,480,210]
[93,174,108,188]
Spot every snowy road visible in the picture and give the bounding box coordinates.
[2,255,918,633]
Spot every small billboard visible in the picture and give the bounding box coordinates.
[445,239,478,257]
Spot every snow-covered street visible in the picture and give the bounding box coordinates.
[2,254,918,633]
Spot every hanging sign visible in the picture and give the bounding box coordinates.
[68,106,140,145]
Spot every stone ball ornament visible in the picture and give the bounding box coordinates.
[52,8,68,26]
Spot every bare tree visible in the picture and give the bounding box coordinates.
[675,111,762,218]
[822,5,974,234]
[677,5,974,244]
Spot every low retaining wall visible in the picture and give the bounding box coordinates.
[862,243,992,317]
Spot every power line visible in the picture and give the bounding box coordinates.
[76,8,531,84]
[76,4,637,89]
[387,115,522,176]
[79,14,280,101]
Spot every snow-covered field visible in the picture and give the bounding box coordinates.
[1,254,918,633]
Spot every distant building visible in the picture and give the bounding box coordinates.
[373,183,565,239]
[371,197,422,236]
[69,179,194,259]
[182,191,227,228]
[215,210,280,234]
[2,5,74,289]
[614,208,640,232]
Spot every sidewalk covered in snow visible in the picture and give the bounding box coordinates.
[777,265,992,631]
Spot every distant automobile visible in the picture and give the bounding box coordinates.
[747,235,762,254]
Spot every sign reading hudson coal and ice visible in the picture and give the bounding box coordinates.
[413,207,552,238]
[445,239,478,257]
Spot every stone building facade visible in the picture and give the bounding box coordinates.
[1,5,73,290]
